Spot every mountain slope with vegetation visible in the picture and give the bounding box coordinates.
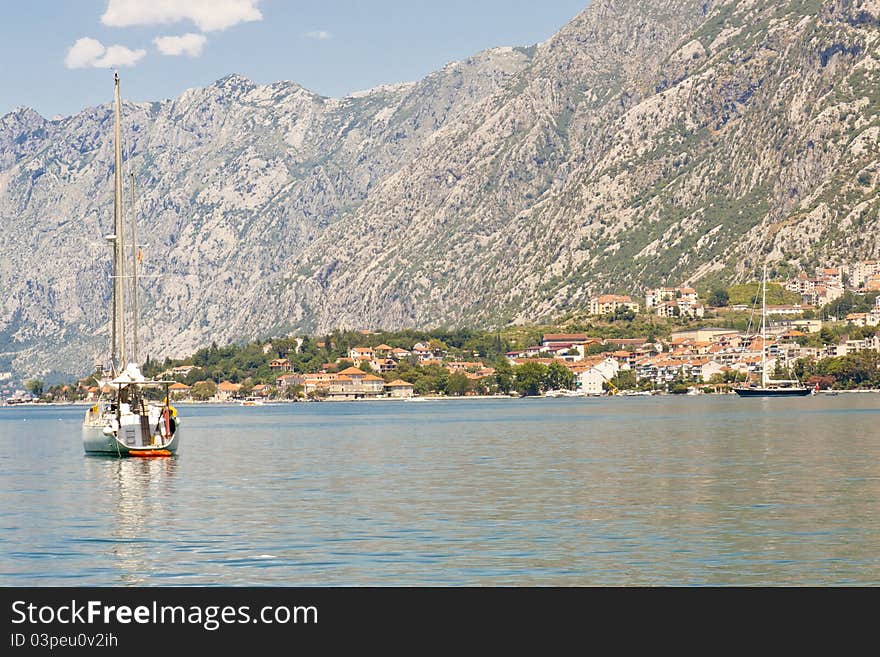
[275,0,880,332]
[1,0,878,381]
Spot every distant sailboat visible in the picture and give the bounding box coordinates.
[82,73,182,456]
[733,265,811,398]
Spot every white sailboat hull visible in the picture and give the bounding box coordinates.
[82,423,180,456]
[82,406,180,456]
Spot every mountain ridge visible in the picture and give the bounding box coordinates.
[1,0,878,382]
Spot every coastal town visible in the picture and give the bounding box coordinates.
[588,261,880,322]
[3,261,879,404]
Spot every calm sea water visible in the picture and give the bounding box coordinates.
[1,395,878,586]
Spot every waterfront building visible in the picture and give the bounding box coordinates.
[169,382,191,399]
[216,380,242,401]
[327,367,386,400]
[385,380,415,398]
[574,357,619,395]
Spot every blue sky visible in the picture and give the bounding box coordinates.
[1,0,589,118]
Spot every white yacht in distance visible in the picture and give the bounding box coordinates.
[82,73,181,457]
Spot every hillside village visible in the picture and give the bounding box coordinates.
[590,261,880,322]
[5,263,879,404]
[125,306,880,401]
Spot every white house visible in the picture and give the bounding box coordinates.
[349,347,375,361]
[575,357,620,395]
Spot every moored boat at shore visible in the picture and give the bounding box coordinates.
[734,265,812,398]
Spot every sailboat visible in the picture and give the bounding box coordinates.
[82,73,182,456]
[733,265,811,398]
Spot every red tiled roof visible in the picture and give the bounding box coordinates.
[543,333,588,341]
[337,366,368,376]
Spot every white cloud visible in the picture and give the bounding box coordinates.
[65,37,146,69]
[154,33,208,57]
[303,30,331,40]
[101,0,262,32]
[65,37,106,69]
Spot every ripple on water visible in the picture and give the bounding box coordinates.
[2,397,880,585]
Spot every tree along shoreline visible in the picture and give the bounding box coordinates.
[21,305,880,402]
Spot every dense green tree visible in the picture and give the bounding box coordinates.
[708,289,730,307]
[283,384,303,399]
[414,378,434,396]
[494,358,514,394]
[428,338,449,352]
[795,352,880,389]
[608,306,636,321]
[471,378,491,396]
[445,372,470,397]
[25,379,44,396]
[191,380,217,401]
[546,361,575,390]
[181,368,208,386]
[514,361,548,396]
[238,379,255,398]
[462,332,508,359]
[772,361,789,380]
[614,369,638,390]
[821,291,879,319]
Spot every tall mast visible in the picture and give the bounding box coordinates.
[761,264,767,388]
[129,171,139,365]
[113,72,126,367]
[108,232,116,373]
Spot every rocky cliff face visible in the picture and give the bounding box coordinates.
[0,47,531,379]
[1,0,878,380]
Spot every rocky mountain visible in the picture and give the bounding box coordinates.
[0,47,532,380]
[1,0,879,381]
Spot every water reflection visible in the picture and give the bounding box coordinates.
[82,456,177,585]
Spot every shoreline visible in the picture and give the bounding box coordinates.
[4,388,879,408]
